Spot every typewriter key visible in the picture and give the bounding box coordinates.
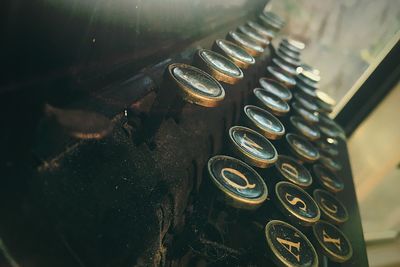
[253,88,290,117]
[314,189,349,224]
[237,25,269,48]
[243,105,285,140]
[289,116,321,141]
[293,92,319,112]
[281,37,306,53]
[265,220,318,267]
[315,90,335,114]
[291,101,319,125]
[298,69,320,85]
[274,155,313,188]
[285,133,320,163]
[319,152,342,172]
[318,113,345,139]
[316,138,339,157]
[263,11,285,26]
[271,57,297,77]
[297,82,317,98]
[275,49,301,68]
[194,49,244,85]
[207,155,268,210]
[266,66,296,88]
[141,63,225,142]
[299,64,320,76]
[168,63,225,107]
[312,221,353,262]
[313,164,344,193]
[258,14,283,33]
[247,21,275,40]
[259,78,292,102]
[275,181,320,226]
[296,77,318,91]
[278,45,300,61]
[212,39,255,69]
[228,126,278,168]
[226,31,264,57]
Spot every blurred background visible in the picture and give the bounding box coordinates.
[268,0,400,266]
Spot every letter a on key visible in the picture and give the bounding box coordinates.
[322,230,342,251]
[285,193,307,211]
[221,168,256,190]
[276,237,301,262]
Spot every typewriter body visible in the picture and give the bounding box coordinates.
[1,0,369,266]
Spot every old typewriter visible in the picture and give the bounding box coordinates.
[0,0,368,266]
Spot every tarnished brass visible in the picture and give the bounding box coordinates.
[291,101,319,124]
[275,181,321,226]
[194,49,244,85]
[266,66,296,88]
[285,133,320,163]
[314,189,349,224]
[289,116,321,141]
[265,220,318,267]
[274,155,313,188]
[259,78,292,102]
[168,63,225,107]
[313,164,344,193]
[238,25,269,47]
[253,88,290,116]
[226,31,264,57]
[247,21,275,40]
[213,39,255,69]
[243,105,285,140]
[207,155,268,210]
[313,221,353,262]
[271,57,297,77]
[228,126,278,168]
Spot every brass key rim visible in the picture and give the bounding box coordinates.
[265,220,319,267]
[168,63,225,107]
[243,105,285,140]
[285,133,320,163]
[226,31,264,56]
[237,25,269,47]
[207,155,268,209]
[247,21,275,40]
[290,116,321,141]
[195,49,244,85]
[213,39,255,69]
[313,164,344,193]
[275,155,313,188]
[313,189,349,224]
[275,181,321,225]
[228,126,278,168]
[312,220,353,262]
[259,77,293,102]
[253,88,291,116]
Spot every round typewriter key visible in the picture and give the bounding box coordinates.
[226,31,264,57]
[318,113,345,139]
[168,63,225,107]
[274,155,313,188]
[271,57,297,77]
[247,21,275,40]
[294,92,319,112]
[281,38,305,52]
[313,164,344,193]
[243,105,285,140]
[297,82,317,98]
[296,77,318,91]
[259,78,292,102]
[289,116,321,141]
[253,88,290,117]
[207,155,268,210]
[212,39,255,69]
[238,25,269,47]
[194,49,244,85]
[275,182,320,226]
[315,90,335,113]
[292,101,319,125]
[299,64,320,76]
[278,44,300,60]
[263,11,285,26]
[312,221,353,262]
[285,133,320,163]
[319,153,342,172]
[275,49,301,68]
[266,66,296,88]
[258,14,283,32]
[265,220,318,267]
[316,138,339,157]
[298,69,321,85]
[314,189,349,224]
[228,126,278,168]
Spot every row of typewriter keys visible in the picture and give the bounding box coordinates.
[149,11,351,267]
